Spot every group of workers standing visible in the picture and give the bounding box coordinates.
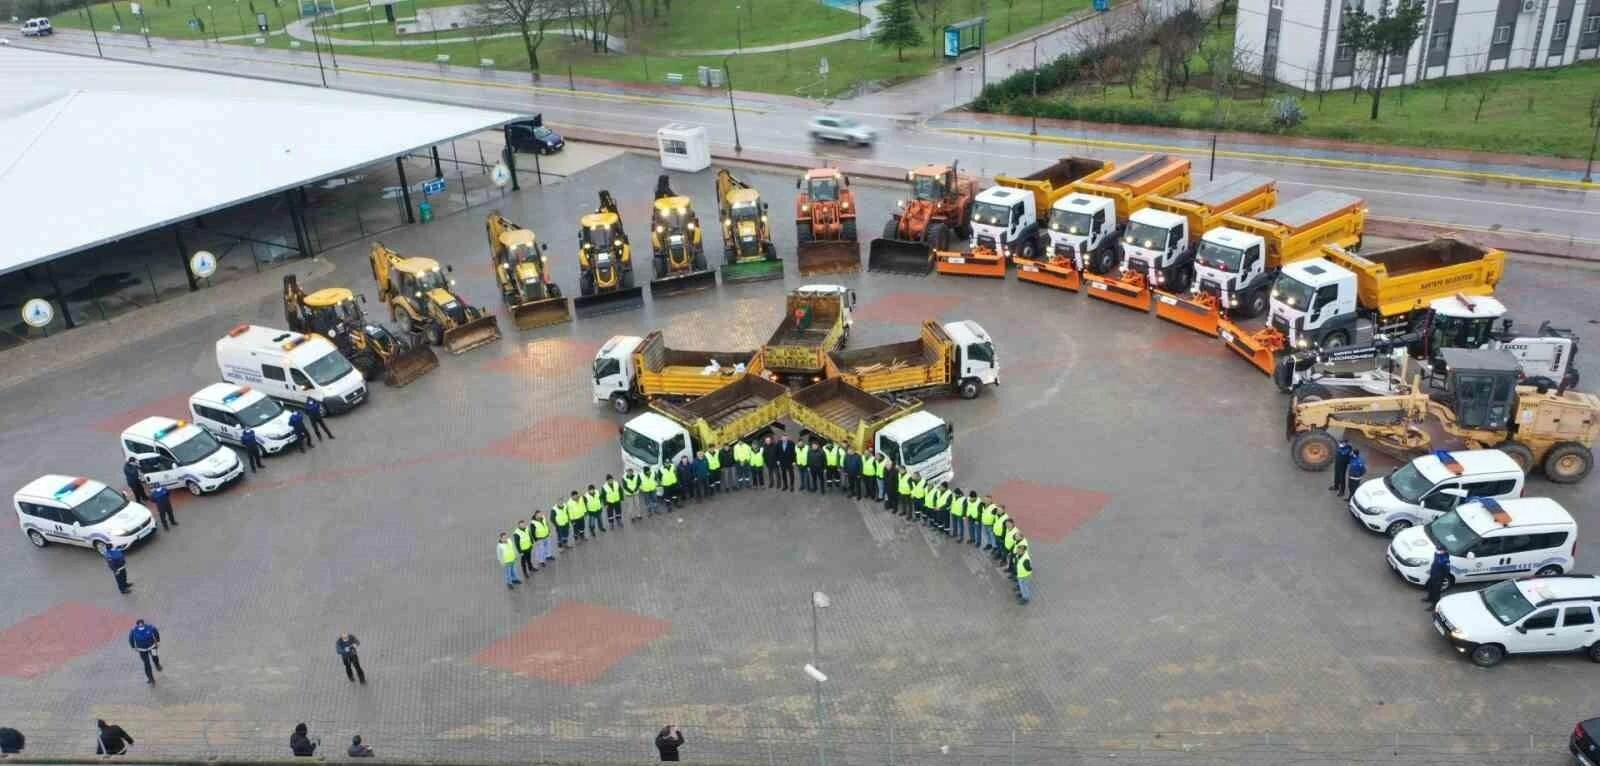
[493,433,1035,605]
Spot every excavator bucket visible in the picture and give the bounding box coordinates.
[1016,260,1081,292]
[1153,290,1221,337]
[867,238,935,276]
[934,249,1006,278]
[649,268,719,298]
[509,297,572,331]
[442,314,502,354]
[383,344,440,387]
[796,241,860,276]
[1218,318,1282,375]
[573,286,646,318]
[721,246,786,283]
[1083,272,1152,312]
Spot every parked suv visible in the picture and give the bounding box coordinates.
[1434,574,1600,667]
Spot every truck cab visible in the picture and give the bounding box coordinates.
[619,412,693,472]
[944,320,999,394]
[1191,227,1270,317]
[1119,208,1192,292]
[876,411,955,486]
[970,187,1040,261]
[592,335,645,407]
[1045,193,1118,273]
[1268,258,1360,350]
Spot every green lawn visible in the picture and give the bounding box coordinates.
[631,0,860,51]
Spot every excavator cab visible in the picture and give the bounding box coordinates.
[370,243,501,355]
[804,174,841,203]
[910,167,950,202]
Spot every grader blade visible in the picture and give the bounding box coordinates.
[1218,318,1283,376]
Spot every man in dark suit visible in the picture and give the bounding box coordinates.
[777,436,797,491]
[762,436,781,490]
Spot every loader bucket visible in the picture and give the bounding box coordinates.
[1218,318,1282,376]
[1153,290,1220,337]
[442,314,502,355]
[796,241,860,276]
[1016,260,1081,292]
[573,286,646,318]
[649,268,719,298]
[1083,272,1152,312]
[510,297,573,331]
[383,345,440,387]
[867,238,934,276]
[934,250,1006,278]
[720,258,786,283]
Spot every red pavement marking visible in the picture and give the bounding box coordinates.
[474,600,670,686]
[851,292,965,325]
[989,479,1111,545]
[481,338,604,380]
[0,602,132,679]
[91,392,195,433]
[480,416,619,464]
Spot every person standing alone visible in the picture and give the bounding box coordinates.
[336,633,366,683]
[105,546,132,594]
[655,725,685,762]
[128,619,162,684]
[304,398,334,441]
[96,720,134,756]
[151,484,177,530]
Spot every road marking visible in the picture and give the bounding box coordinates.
[932,127,1598,192]
[1280,179,1600,219]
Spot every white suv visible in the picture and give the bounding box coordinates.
[807,115,876,146]
[20,18,53,36]
[1434,575,1600,667]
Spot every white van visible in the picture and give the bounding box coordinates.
[120,416,245,495]
[20,18,53,36]
[1350,449,1524,536]
[189,383,300,454]
[1433,574,1600,667]
[215,324,367,413]
[1387,497,1577,590]
[14,475,156,553]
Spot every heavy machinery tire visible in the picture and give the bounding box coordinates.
[1322,330,1351,350]
[1536,565,1564,577]
[927,222,950,252]
[1562,367,1580,389]
[1243,290,1269,319]
[580,274,595,297]
[1089,246,1117,275]
[883,219,900,240]
[958,202,973,239]
[1166,266,1193,294]
[430,324,445,348]
[1294,383,1336,405]
[763,242,778,261]
[796,223,812,244]
[1469,643,1505,668]
[1290,429,1338,471]
[353,351,382,380]
[1525,377,1558,392]
[1494,440,1536,473]
[623,272,636,289]
[842,219,857,241]
[654,256,668,279]
[957,378,981,400]
[694,253,708,272]
[1543,442,1593,484]
[610,393,632,414]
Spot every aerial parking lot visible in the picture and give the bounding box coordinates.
[1,150,1598,764]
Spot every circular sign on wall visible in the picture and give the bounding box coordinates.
[490,163,512,188]
[189,250,218,279]
[21,298,54,328]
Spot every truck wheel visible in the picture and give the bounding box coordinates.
[957,378,981,399]
[1089,246,1117,275]
[1321,330,1350,350]
[1294,383,1336,404]
[1243,290,1269,319]
[1016,238,1038,263]
[1290,429,1337,471]
[1543,442,1593,484]
[353,351,382,380]
[927,222,950,252]
[610,393,632,414]
[1166,267,1192,293]
[1469,643,1505,668]
[1494,440,1535,472]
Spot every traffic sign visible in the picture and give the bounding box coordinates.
[189,250,218,278]
[21,298,54,328]
[422,177,446,196]
[490,163,511,188]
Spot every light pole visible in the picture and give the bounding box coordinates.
[84,0,105,56]
[308,12,329,86]
[1585,108,1599,183]
[804,664,829,766]
[1029,40,1038,135]
[723,55,743,153]
[856,0,862,38]
[735,5,742,52]
[323,10,338,68]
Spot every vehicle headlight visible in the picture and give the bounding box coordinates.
[1449,627,1468,640]
[1155,273,1164,284]
[842,202,850,210]
[1227,296,1238,307]
[802,204,810,213]
[1398,555,1426,567]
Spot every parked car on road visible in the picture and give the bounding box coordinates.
[505,115,564,155]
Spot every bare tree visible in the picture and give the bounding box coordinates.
[475,0,563,78]
[1117,15,1151,98]
[1153,3,1205,99]
[1071,11,1120,98]
[1465,51,1499,122]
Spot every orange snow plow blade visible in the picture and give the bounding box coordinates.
[1083,271,1153,312]
[934,247,1007,278]
[1153,290,1221,337]
[1217,318,1284,375]
[1016,258,1081,292]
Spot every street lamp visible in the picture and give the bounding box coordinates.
[1585,110,1599,183]
[803,664,829,766]
[308,11,329,86]
[722,55,743,153]
[1030,40,1039,136]
[83,0,104,56]
[734,5,742,53]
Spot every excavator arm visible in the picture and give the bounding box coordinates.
[654,174,676,200]
[369,243,400,305]
[282,274,309,333]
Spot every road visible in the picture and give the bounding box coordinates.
[9,25,1599,249]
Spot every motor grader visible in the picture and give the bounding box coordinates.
[794,167,860,276]
[1287,348,1598,484]
[282,274,439,386]
[369,242,502,354]
[870,162,976,275]
[648,175,716,296]
[715,168,782,283]
[486,211,570,330]
[575,190,644,316]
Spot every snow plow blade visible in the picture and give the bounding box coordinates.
[1016,259,1081,292]
[1083,272,1153,312]
[649,269,719,298]
[1153,290,1220,337]
[720,251,786,283]
[867,238,935,275]
[509,298,572,331]
[796,241,860,276]
[442,314,502,355]
[383,345,440,387]
[934,249,1006,278]
[1218,318,1283,376]
[573,287,646,318]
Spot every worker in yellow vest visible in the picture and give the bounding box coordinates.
[964,490,983,546]
[566,491,587,544]
[748,439,767,488]
[990,507,1010,561]
[583,485,604,536]
[1009,534,1028,581]
[640,466,660,516]
[660,459,680,510]
[732,441,752,490]
[554,498,571,548]
[932,482,952,534]
[949,489,966,541]
[893,468,911,516]
[909,473,927,523]
[530,510,553,566]
[622,469,642,522]
[513,520,535,578]
[978,497,997,550]
[822,443,842,490]
[705,448,723,494]
[795,441,813,492]
[1015,543,1033,605]
[602,475,624,530]
[1002,521,1021,575]
[497,531,521,589]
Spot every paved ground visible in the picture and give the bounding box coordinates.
[0,152,1598,765]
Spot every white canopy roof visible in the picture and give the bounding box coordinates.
[0,48,526,276]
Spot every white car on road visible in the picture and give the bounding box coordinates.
[807,115,876,146]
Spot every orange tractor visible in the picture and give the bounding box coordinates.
[869,162,977,275]
[794,168,861,276]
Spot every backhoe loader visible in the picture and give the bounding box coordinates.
[486,211,571,330]
[369,242,502,354]
[648,175,717,297]
[870,162,976,275]
[794,167,861,276]
[715,168,783,283]
[575,190,645,316]
[282,274,439,386]
[1287,348,1598,484]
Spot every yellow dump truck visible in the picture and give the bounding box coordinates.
[762,284,854,384]
[937,157,1110,277]
[824,320,998,400]
[788,378,957,483]
[617,375,794,471]
[591,331,764,413]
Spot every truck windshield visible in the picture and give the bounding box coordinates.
[897,426,951,467]
[235,397,285,428]
[971,202,1011,226]
[1425,510,1481,556]
[304,351,355,386]
[1124,221,1173,250]
[1383,462,1434,504]
[1047,209,1092,235]
[71,487,131,525]
[1271,275,1317,310]
[621,427,662,465]
[807,179,838,201]
[1479,580,1536,625]
[168,430,224,466]
[1193,240,1244,271]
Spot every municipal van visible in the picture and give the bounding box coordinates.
[120,416,245,495]
[1387,497,1577,590]
[14,475,156,553]
[215,324,367,413]
[20,18,53,35]
[189,383,300,454]
[1433,574,1600,668]
[1349,449,1524,537]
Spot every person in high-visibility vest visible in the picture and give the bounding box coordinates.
[795,441,813,492]
[922,479,941,528]
[822,443,842,489]
[584,485,604,536]
[909,473,926,522]
[978,497,997,550]
[602,475,623,530]
[949,489,967,542]
[496,532,520,589]
[733,441,752,489]
[932,482,952,533]
[531,510,553,566]
[513,520,535,578]
[1010,534,1028,581]
[640,466,660,516]
[1003,522,1022,576]
[965,490,983,546]
[991,508,1010,561]
[660,459,681,508]
[622,469,642,522]
[566,491,587,543]
[706,448,723,494]
[894,467,911,516]
[1015,543,1033,605]
[748,439,767,488]
[553,499,571,548]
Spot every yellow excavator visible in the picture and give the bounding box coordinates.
[369,242,502,354]
[486,211,571,330]
[648,175,717,296]
[575,190,644,316]
[715,168,783,283]
[282,274,439,386]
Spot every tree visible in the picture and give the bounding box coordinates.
[1465,51,1499,122]
[1339,0,1426,120]
[873,0,921,62]
[475,0,561,79]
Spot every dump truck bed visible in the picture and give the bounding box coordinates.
[1323,238,1506,318]
[1225,190,1366,266]
[764,293,846,372]
[1071,154,1192,218]
[789,378,919,453]
[1250,191,1364,232]
[653,374,792,448]
[994,157,1111,210]
[824,321,953,395]
[1147,172,1277,241]
[634,331,762,398]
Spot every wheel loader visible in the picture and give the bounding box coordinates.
[282,274,440,386]
[715,168,783,283]
[648,175,717,297]
[870,162,977,276]
[486,211,571,330]
[794,167,861,276]
[369,242,503,355]
[1287,348,1598,484]
[575,190,645,317]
